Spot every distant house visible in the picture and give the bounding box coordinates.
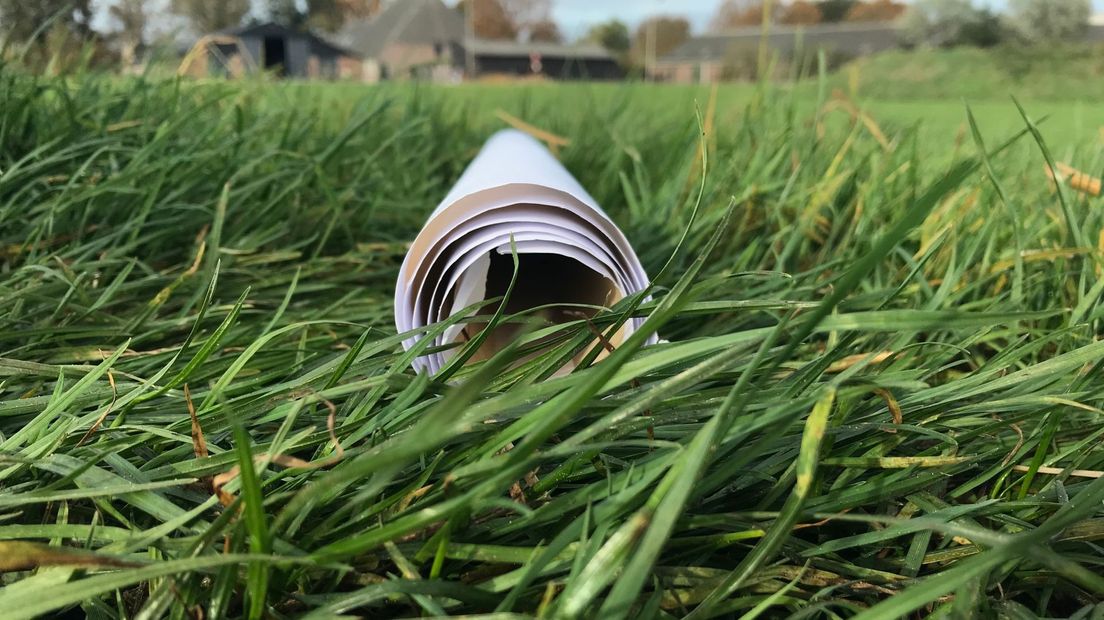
[333,0,621,82]
[182,22,361,80]
[655,22,902,83]
[334,0,463,81]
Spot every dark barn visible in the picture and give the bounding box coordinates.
[458,40,623,80]
[210,22,358,79]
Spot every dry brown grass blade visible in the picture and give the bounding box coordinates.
[185,384,208,460]
[185,225,210,276]
[1013,465,1102,479]
[567,310,654,442]
[1000,418,1024,467]
[794,509,851,531]
[989,247,1095,273]
[399,484,434,511]
[0,541,142,572]
[494,109,570,155]
[213,396,345,507]
[1045,162,1102,197]
[825,351,895,373]
[2,225,101,258]
[105,120,143,132]
[146,225,209,311]
[76,370,118,447]
[873,388,903,430]
[355,241,412,254]
[823,92,892,152]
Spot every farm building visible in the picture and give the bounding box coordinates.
[654,21,902,83]
[334,0,620,81]
[181,23,362,80]
[334,0,464,81]
[461,39,621,80]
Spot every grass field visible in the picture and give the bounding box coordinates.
[2,59,1104,619]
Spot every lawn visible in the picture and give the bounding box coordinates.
[1,62,1104,619]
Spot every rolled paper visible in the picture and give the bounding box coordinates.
[394,129,653,373]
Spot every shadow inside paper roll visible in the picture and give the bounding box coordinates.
[446,251,624,365]
[395,129,653,374]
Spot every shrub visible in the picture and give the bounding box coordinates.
[903,0,1006,48]
[1009,0,1090,43]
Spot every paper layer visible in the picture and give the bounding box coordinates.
[394,129,653,373]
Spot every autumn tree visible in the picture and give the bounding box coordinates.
[502,0,551,30]
[268,0,381,32]
[818,0,857,22]
[171,0,250,33]
[846,0,907,22]
[336,0,382,21]
[631,16,690,65]
[334,0,383,25]
[497,0,561,42]
[709,1,822,29]
[709,0,767,31]
[781,1,822,24]
[528,20,562,43]
[0,0,92,43]
[109,0,145,63]
[458,0,518,40]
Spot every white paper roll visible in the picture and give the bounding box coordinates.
[394,129,653,373]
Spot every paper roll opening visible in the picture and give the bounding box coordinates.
[396,129,654,374]
[454,250,622,364]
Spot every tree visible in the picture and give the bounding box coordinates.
[958,7,1003,47]
[845,0,906,22]
[631,16,690,65]
[269,0,309,28]
[781,1,822,25]
[0,0,92,43]
[709,0,767,31]
[268,0,379,32]
[498,0,557,41]
[709,1,823,30]
[457,0,518,40]
[109,0,146,64]
[528,19,562,43]
[501,0,551,30]
[110,0,146,41]
[171,0,250,33]
[902,0,1001,47]
[1010,0,1090,43]
[326,0,383,28]
[818,0,857,22]
[586,19,630,54]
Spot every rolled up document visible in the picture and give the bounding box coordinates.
[394,129,653,374]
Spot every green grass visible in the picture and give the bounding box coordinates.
[841,44,1104,102]
[1,61,1104,619]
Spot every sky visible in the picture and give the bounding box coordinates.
[94,0,1104,41]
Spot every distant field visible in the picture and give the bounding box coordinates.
[2,63,1104,619]
[841,44,1104,102]
[298,76,1104,164]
